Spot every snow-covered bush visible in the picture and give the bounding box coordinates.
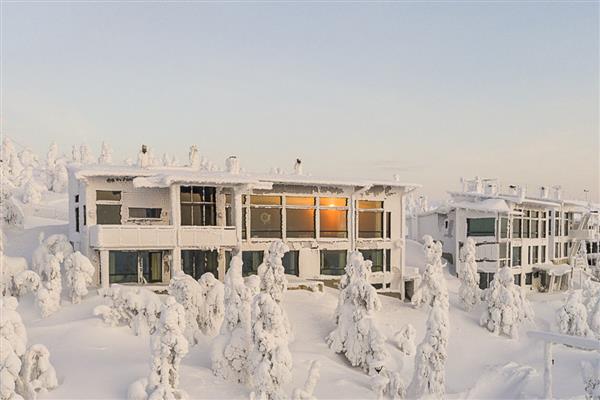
[128,297,188,400]
[480,266,534,339]
[589,296,600,338]
[249,293,292,400]
[97,142,113,165]
[459,238,480,311]
[582,358,600,400]
[36,253,64,318]
[31,234,72,276]
[326,251,388,374]
[168,272,203,345]
[0,297,28,358]
[1,249,28,297]
[412,236,446,308]
[556,290,591,337]
[18,344,58,400]
[371,368,405,400]
[12,271,41,299]
[63,251,95,304]
[257,240,289,304]
[211,255,254,384]
[393,324,416,356]
[198,272,224,336]
[94,285,162,336]
[292,360,321,400]
[0,337,22,400]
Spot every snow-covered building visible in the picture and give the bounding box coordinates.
[67,149,419,298]
[410,177,600,292]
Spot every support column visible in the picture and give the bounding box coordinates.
[170,184,182,275]
[100,250,109,289]
[233,187,243,248]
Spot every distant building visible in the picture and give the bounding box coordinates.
[409,177,600,292]
[67,148,420,299]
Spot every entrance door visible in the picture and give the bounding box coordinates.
[141,251,163,283]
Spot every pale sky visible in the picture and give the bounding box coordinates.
[2,2,599,201]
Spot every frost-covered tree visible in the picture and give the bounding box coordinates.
[292,360,321,400]
[326,251,388,374]
[79,144,94,165]
[18,344,58,400]
[0,337,22,400]
[394,324,416,356]
[97,142,113,165]
[258,241,289,304]
[249,293,292,400]
[0,297,28,358]
[18,148,38,169]
[189,145,200,169]
[12,271,41,299]
[480,266,534,339]
[371,368,405,400]
[63,251,95,304]
[589,296,600,339]
[168,272,203,345]
[412,236,446,308]
[32,234,73,276]
[211,255,254,384]
[128,297,189,400]
[71,145,80,162]
[46,143,58,170]
[1,233,29,297]
[198,272,224,336]
[556,290,591,337]
[459,238,480,311]
[49,160,68,193]
[36,253,63,318]
[582,358,600,400]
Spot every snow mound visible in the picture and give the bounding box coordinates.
[463,362,536,399]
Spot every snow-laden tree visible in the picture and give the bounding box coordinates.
[371,368,405,400]
[12,271,41,299]
[249,293,292,400]
[46,143,58,170]
[326,251,388,374]
[412,236,446,308]
[292,360,321,400]
[31,234,73,276]
[189,145,200,169]
[49,161,68,193]
[582,358,600,400]
[458,238,480,311]
[168,272,203,345]
[211,255,254,384]
[0,337,23,400]
[97,142,113,165]
[480,266,534,339]
[589,296,600,338]
[198,272,224,336]
[79,144,94,165]
[128,297,189,400]
[257,241,289,304]
[582,279,600,334]
[0,297,28,358]
[36,253,63,318]
[18,344,58,400]
[18,148,38,169]
[63,251,95,304]
[393,324,416,356]
[556,290,591,337]
[71,145,80,162]
[1,233,29,297]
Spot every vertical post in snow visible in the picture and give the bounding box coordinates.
[544,341,553,399]
[100,250,109,289]
[170,184,181,275]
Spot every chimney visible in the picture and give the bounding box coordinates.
[226,155,240,174]
[539,186,548,199]
[508,185,519,196]
[189,145,200,169]
[553,186,562,200]
[294,158,303,175]
[138,144,149,168]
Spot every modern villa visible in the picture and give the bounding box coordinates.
[67,147,420,299]
[409,177,600,292]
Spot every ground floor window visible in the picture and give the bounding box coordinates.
[242,251,264,277]
[320,250,347,275]
[478,272,495,290]
[109,250,163,284]
[360,249,384,272]
[282,251,299,276]
[182,250,218,280]
[525,272,533,285]
[514,273,522,286]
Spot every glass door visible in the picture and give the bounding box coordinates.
[140,251,163,283]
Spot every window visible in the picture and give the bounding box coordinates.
[523,214,530,238]
[386,249,391,272]
[479,272,494,290]
[182,250,218,279]
[75,194,79,203]
[96,190,122,225]
[282,251,299,276]
[564,242,569,258]
[250,195,282,238]
[467,218,495,237]
[531,218,539,238]
[512,246,522,267]
[319,197,348,239]
[512,217,522,238]
[555,243,561,258]
[97,190,121,201]
[360,249,384,272]
[532,246,539,264]
[181,186,216,226]
[541,245,546,263]
[242,251,264,276]
[499,218,509,239]
[225,194,233,226]
[525,272,533,285]
[140,251,163,283]
[514,273,522,286]
[83,205,87,225]
[320,250,347,275]
[358,201,384,238]
[286,196,315,238]
[109,251,138,283]
[541,219,547,238]
[75,207,80,232]
[499,242,510,267]
[129,208,162,219]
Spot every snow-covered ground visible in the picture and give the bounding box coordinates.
[3,211,597,399]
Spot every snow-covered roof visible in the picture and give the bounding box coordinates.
[531,263,572,276]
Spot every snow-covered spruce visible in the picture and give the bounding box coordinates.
[582,358,600,400]
[292,360,321,400]
[18,344,58,400]
[589,296,600,339]
[36,253,64,318]
[128,297,189,400]
[458,238,480,311]
[94,285,162,336]
[412,236,446,309]
[97,141,113,165]
[393,324,416,356]
[168,272,203,345]
[370,368,405,400]
[556,290,592,337]
[0,297,28,358]
[0,337,22,400]
[1,254,29,298]
[12,271,41,299]
[211,255,254,384]
[480,266,534,339]
[326,251,388,374]
[63,251,95,304]
[249,293,292,400]
[31,233,73,277]
[198,272,225,336]
[257,240,289,304]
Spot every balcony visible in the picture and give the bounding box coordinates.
[570,228,599,241]
[89,225,238,249]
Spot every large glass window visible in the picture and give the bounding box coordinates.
[97,190,121,201]
[512,246,522,267]
[286,196,315,239]
[512,217,522,238]
[319,197,348,239]
[182,250,219,279]
[320,250,347,275]
[282,251,300,276]
[358,201,384,238]
[467,218,495,237]
[140,251,163,283]
[97,204,121,225]
[514,273,522,286]
[499,242,510,267]
[242,251,264,276]
[180,186,216,226]
[499,217,509,239]
[250,195,282,238]
[75,207,80,232]
[360,249,384,272]
[109,251,138,283]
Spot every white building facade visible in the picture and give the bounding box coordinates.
[410,178,600,292]
[67,157,419,298]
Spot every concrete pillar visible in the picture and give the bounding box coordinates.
[233,187,243,246]
[172,247,181,275]
[170,184,182,275]
[218,249,227,281]
[100,250,109,289]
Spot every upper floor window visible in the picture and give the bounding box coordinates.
[319,197,348,238]
[286,196,315,239]
[250,195,282,238]
[467,218,495,237]
[358,200,384,239]
[129,208,162,219]
[180,186,216,226]
[499,217,509,239]
[96,190,121,225]
[360,249,384,272]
